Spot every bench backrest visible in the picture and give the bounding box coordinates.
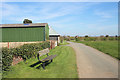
[38,48,49,56]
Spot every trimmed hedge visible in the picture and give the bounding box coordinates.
[2,41,50,71]
[2,48,13,71]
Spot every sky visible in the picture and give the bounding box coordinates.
[1,2,118,36]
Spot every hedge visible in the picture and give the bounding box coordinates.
[2,48,13,71]
[2,41,50,71]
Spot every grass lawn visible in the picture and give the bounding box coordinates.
[59,40,69,45]
[74,41,118,59]
[3,46,78,78]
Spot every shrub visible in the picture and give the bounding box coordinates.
[2,48,13,71]
[84,37,97,41]
[100,37,107,41]
[66,38,71,41]
[84,37,90,41]
[75,38,79,41]
[109,37,115,41]
[70,37,75,40]
[60,36,64,43]
[2,41,50,71]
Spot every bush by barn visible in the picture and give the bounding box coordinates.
[2,41,50,71]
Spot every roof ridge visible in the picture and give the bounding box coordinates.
[1,23,48,27]
[49,26,60,35]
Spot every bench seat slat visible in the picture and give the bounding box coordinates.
[38,48,49,56]
[42,55,57,61]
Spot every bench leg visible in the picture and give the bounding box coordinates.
[42,63,46,70]
[51,59,53,62]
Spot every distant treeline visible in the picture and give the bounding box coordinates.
[60,35,119,42]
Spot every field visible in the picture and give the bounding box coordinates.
[3,46,78,78]
[74,41,118,59]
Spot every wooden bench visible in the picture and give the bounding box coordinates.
[37,48,56,69]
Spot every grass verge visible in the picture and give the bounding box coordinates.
[3,46,78,78]
[59,40,69,45]
[74,41,118,59]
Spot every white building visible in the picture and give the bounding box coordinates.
[49,26,60,47]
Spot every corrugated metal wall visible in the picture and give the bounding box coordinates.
[45,24,49,40]
[2,27,45,42]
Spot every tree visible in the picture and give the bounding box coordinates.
[75,35,79,41]
[105,35,109,37]
[115,35,118,37]
[115,35,118,40]
[75,35,78,38]
[23,19,32,24]
[85,35,88,38]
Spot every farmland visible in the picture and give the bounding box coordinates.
[74,40,118,59]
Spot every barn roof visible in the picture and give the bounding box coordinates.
[49,26,60,36]
[0,23,48,28]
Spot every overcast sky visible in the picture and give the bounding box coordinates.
[1,2,118,36]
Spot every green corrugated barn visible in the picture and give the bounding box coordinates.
[1,23,49,42]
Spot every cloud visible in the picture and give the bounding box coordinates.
[83,23,118,32]
[95,10,113,18]
[1,2,100,23]
[2,3,20,17]
[1,2,117,36]
[2,3,74,22]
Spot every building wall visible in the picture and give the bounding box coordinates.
[2,27,45,42]
[50,40,57,49]
[0,41,43,48]
[45,24,49,40]
[49,36,58,41]
[58,36,60,43]
[49,35,60,43]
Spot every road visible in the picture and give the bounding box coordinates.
[68,42,118,78]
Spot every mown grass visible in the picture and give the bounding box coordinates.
[3,46,78,78]
[74,41,118,59]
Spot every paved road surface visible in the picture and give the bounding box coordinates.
[68,42,118,78]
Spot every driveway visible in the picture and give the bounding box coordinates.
[68,42,118,78]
